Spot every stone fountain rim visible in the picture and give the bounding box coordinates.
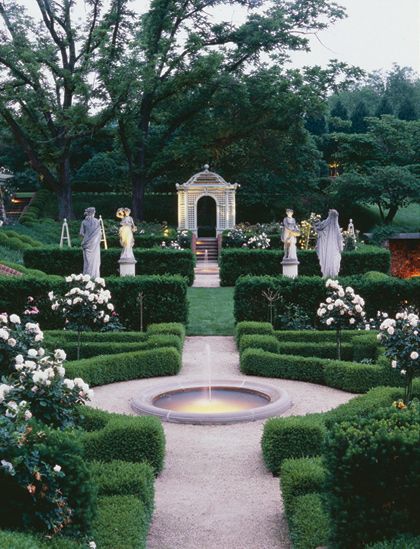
[130,379,292,424]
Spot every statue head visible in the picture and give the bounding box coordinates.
[286,208,294,217]
[328,209,339,218]
[124,208,131,216]
[84,207,96,217]
[116,208,125,219]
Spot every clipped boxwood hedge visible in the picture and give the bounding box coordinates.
[0,274,188,330]
[235,321,274,344]
[288,493,331,549]
[234,274,420,324]
[90,460,154,513]
[220,246,390,286]
[239,334,280,354]
[262,384,420,475]
[23,247,195,284]
[81,411,165,474]
[66,347,181,386]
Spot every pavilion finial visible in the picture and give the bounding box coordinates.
[203,164,209,171]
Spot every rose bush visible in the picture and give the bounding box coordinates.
[378,308,420,403]
[49,274,122,359]
[0,313,44,375]
[317,279,366,359]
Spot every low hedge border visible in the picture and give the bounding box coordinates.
[221,246,390,286]
[66,347,181,386]
[288,493,330,549]
[0,274,188,330]
[80,407,165,474]
[239,348,399,392]
[23,247,196,285]
[262,383,420,475]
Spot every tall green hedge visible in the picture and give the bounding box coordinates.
[220,246,390,285]
[234,274,420,323]
[23,247,195,284]
[324,406,420,548]
[0,274,188,330]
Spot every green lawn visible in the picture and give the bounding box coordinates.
[187,287,235,336]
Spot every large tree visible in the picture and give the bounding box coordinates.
[0,0,129,218]
[100,0,346,220]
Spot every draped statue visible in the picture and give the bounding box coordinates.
[79,207,101,278]
[314,209,343,278]
[281,209,300,261]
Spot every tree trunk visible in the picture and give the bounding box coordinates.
[385,204,399,224]
[57,158,74,220]
[131,170,146,221]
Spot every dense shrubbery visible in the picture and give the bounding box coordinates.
[324,405,420,548]
[234,274,420,325]
[0,229,42,250]
[66,347,181,386]
[23,247,195,284]
[262,384,418,474]
[220,246,390,285]
[81,409,165,474]
[0,275,189,330]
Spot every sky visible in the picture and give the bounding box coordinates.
[19,0,420,75]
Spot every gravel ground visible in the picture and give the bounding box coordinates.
[90,336,356,549]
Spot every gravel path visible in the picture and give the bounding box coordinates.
[90,336,356,549]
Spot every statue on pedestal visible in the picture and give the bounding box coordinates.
[116,208,137,276]
[314,209,343,277]
[281,209,300,261]
[79,207,101,278]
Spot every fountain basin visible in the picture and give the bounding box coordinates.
[131,380,292,424]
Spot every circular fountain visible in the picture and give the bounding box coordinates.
[131,380,292,424]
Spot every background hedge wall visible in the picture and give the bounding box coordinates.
[234,274,420,324]
[220,246,390,286]
[0,274,188,330]
[23,247,195,285]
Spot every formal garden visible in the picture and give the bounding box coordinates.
[0,1,420,548]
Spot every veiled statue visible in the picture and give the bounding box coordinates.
[79,207,101,278]
[281,209,300,261]
[116,207,137,260]
[314,209,343,277]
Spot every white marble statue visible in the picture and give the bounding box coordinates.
[116,207,137,260]
[281,209,300,261]
[79,207,101,278]
[314,209,343,277]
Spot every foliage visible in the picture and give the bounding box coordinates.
[280,457,326,515]
[0,413,96,536]
[276,302,313,330]
[49,274,122,335]
[0,275,189,330]
[220,246,390,286]
[65,347,182,387]
[324,405,420,548]
[81,412,165,474]
[378,309,420,403]
[317,279,366,359]
[24,247,196,285]
[262,415,326,474]
[234,274,419,325]
[238,334,280,354]
[335,166,420,224]
[288,493,330,549]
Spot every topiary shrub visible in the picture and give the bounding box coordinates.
[65,347,182,386]
[90,460,154,515]
[92,495,151,549]
[280,457,326,515]
[324,405,420,548]
[235,321,274,344]
[82,415,165,474]
[262,415,326,475]
[239,334,280,354]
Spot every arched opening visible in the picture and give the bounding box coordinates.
[197,196,217,237]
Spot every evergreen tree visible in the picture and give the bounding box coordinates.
[329,100,349,132]
[305,115,327,136]
[375,96,394,117]
[351,101,370,133]
[331,100,349,120]
[398,98,417,121]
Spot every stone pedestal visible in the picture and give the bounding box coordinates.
[119,257,137,276]
[282,258,299,278]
